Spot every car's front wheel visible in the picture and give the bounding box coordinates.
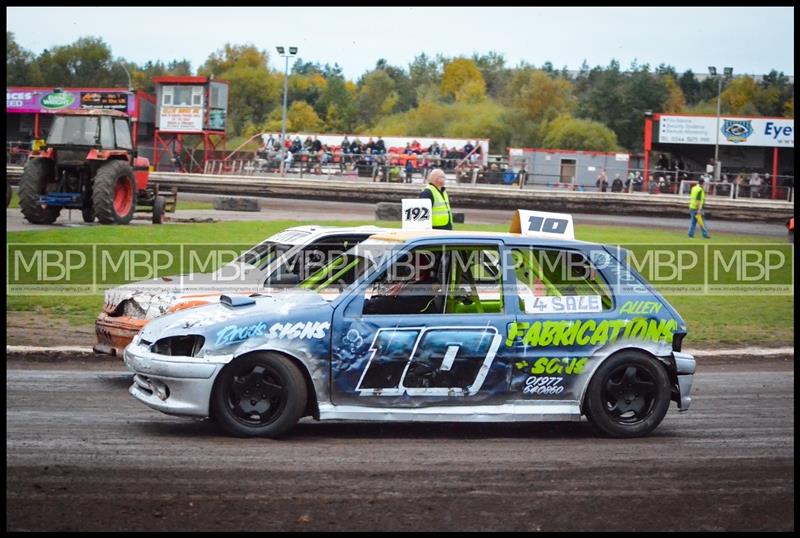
[584,351,671,438]
[211,353,307,438]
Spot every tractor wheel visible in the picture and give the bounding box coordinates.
[92,161,137,225]
[82,207,95,223]
[152,196,166,224]
[19,158,60,224]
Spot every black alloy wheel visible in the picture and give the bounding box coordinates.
[584,351,671,438]
[212,353,307,438]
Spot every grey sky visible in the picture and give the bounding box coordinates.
[6,7,794,80]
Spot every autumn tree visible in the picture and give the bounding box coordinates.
[720,76,760,115]
[441,58,486,102]
[262,100,323,133]
[661,74,687,113]
[509,69,575,123]
[199,43,282,136]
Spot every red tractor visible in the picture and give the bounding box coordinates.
[18,109,173,225]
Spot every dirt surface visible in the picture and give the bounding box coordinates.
[6,312,96,347]
[6,356,794,531]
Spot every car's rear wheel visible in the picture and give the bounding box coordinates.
[584,351,671,438]
[211,353,307,438]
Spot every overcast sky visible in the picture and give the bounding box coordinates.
[6,7,795,80]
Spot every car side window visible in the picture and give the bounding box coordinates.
[300,236,367,278]
[512,247,613,312]
[362,245,503,316]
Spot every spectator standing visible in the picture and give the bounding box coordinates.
[611,174,623,192]
[688,177,710,239]
[633,171,643,191]
[404,158,414,184]
[463,140,474,156]
[375,136,386,155]
[749,172,762,198]
[420,168,453,230]
[596,168,608,192]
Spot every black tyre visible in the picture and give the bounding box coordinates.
[92,160,137,225]
[18,158,61,224]
[584,351,671,438]
[211,353,308,438]
[152,196,166,224]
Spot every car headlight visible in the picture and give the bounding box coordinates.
[151,335,205,357]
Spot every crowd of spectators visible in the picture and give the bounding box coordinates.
[255,134,484,180]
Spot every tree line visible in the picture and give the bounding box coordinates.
[7,32,794,154]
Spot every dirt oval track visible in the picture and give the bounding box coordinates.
[5,356,794,532]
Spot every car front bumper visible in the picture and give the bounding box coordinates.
[95,313,148,356]
[123,341,225,418]
[673,351,696,411]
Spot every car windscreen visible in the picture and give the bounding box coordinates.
[46,116,100,146]
[299,241,397,301]
[233,241,292,270]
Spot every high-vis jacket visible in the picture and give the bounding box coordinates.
[689,184,705,210]
[426,184,453,228]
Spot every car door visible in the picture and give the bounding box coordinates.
[329,239,518,407]
[505,244,618,403]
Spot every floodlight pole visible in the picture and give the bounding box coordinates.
[277,46,298,175]
[710,66,733,182]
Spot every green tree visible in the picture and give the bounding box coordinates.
[7,32,38,86]
[541,115,619,152]
[472,51,509,100]
[678,70,702,106]
[318,74,359,132]
[356,70,397,128]
[34,37,117,87]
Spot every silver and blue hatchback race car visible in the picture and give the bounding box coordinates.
[125,216,695,438]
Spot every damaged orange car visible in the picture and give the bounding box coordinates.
[94,225,387,355]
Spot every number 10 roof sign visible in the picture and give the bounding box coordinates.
[510,209,575,240]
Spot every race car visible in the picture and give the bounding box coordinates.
[124,212,695,438]
[95,225,389,356]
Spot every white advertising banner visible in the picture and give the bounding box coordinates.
[658,115,794,148]
[159,105,203,132]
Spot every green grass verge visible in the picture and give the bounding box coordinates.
[7,219,794,347]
